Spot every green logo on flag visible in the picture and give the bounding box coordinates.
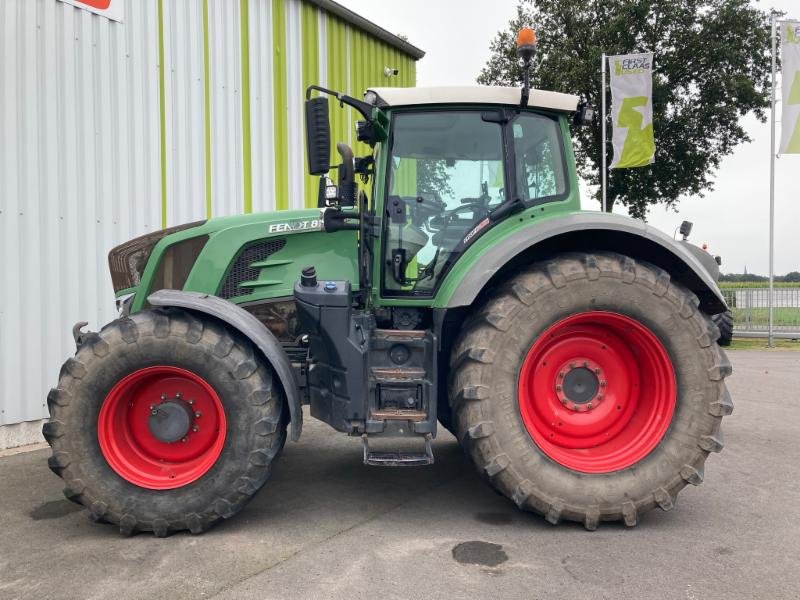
[787,71,800,153]
[787,24,800,44]
[616,96,655,167]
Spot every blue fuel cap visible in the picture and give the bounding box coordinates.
[324,281,337,292]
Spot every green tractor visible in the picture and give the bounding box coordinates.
[44,31,732,536]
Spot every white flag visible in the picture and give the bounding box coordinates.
[608,52,655,168]
[780,21,800,154]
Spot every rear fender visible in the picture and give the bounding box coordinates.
[438,212,727,315]
[148,289,303,441]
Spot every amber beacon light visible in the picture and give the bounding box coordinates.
[516,27,537,107]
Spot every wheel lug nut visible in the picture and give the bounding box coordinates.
[555,385,562,391]
[587,402,593,409]
[160,394,166,400]
[195,412,201,418]
[569,362,576,369]
[176,392,181,399]
[600,380,607,387]
[558,371,565,379]
[188,400,194,405]
[192,426,199,433]
[594,368,601,375]
[597,394,604,400]
[583,361,589,367]
[560,398,568,405]
[181,437,188,443]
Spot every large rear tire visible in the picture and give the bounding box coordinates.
[44,308,287,536]
[450,252,732,529]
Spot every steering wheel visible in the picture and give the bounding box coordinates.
[431,202,489,246]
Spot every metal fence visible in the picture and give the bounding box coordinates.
[720,287,800,337]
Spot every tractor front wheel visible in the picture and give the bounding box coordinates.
[44,308,287,536]
[450,252,732,529]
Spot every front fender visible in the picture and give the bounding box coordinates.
[148,289,303,441]
[436,212,726,315]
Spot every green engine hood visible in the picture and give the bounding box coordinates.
[129,209,359,312]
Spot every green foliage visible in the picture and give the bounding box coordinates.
[416,159,453,198]
[478,0,773,219]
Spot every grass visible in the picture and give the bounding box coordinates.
[728,337,800,350]
[719,281,799,289]
[730,307,800,328]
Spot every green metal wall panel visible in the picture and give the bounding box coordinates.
[300,2,320,206]
[326,15,349,166]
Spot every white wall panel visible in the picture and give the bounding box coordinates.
[249,0,276,213]
[0,0,161,427]
[163,0,207,226]
[208,0,243,218]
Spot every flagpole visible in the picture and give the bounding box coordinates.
[601,52,608,212]
[768,12,777,348]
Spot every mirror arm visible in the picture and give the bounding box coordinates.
[306,85,373,121]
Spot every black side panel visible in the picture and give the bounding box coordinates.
[294,280,370,433]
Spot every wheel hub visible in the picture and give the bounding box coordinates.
[148,397,195,443]
[558,361,602,407]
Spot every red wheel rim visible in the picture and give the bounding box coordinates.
[98,366,226,489]
[518,312,676,473]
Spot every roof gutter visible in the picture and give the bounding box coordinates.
[307,0,425,60]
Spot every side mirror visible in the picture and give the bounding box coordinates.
[305,97,330,175]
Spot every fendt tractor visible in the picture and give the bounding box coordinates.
[44,29,732,536]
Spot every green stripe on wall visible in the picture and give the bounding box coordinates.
[300,2,319,207]
[240,0,253,213]
[157,0,167,228]
[203,0,212,218]
[326,16,348,172]
[272,0,288,210]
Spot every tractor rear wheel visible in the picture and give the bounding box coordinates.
[44,308,287,536]
[712,310,734,346]
[450,252,732,529]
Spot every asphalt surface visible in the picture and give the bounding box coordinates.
[1,350,799,600]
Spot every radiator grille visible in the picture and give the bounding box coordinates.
[218,238,286,299]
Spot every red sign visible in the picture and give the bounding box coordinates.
[57,0,123,22]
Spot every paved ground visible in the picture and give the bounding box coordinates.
[1,350,799,600]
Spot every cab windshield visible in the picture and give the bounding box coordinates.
[383,109,567,295]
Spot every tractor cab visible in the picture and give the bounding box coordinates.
[293,68,593,464]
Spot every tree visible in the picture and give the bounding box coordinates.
[478,0,773,218]
[783,271,800,283]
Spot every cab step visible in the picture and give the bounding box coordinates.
[361,433,434,467]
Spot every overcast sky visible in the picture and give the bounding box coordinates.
[339,0,799,275]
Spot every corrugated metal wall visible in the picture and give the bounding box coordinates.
[0,0,418,436]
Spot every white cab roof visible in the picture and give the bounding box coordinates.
[367,86,579,112]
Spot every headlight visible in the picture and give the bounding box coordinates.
[108,221,205,292]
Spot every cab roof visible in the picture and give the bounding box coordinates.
[367,86,580,113]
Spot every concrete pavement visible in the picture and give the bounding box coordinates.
[1,350,799,600]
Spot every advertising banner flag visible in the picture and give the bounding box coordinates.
[609,52,655,168]
[780,21,800,154]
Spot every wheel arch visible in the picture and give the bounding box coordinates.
[438,213,727,316]
[148,289,303,441]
